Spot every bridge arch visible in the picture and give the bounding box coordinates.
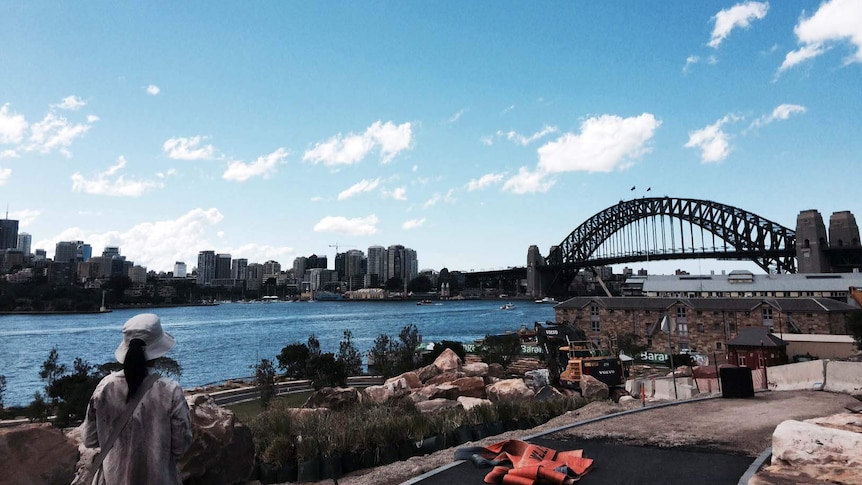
[546,197,796,273]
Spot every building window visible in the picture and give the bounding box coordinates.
[677,323,689,336]
[591,320,601,333]
[676,307,687,319]
[697,323,704,332]
[738,355,746,366]
[647,338,653,347]
[716,342,722,350]
[758,354,766,368]
[679,342,690,351]
[762,307,773,325]
[591,305,600,317]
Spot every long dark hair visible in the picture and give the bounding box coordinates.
[124,338,148,402]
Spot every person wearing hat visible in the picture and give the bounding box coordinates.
[82,313,192,485]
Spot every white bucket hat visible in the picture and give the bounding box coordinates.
[115,313,176,363]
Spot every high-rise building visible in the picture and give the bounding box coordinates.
[77,243,92,262]
[246,263,263,290]
[231,258,248,281]
[17,232,31,256]
[263,260,281,279]
[293,257,307,283]
[307,254,327,269]
[216,253,232,279]
[173,262,187,278]
[0,218,18,250]
[102,246,120,260]
[129,265,147,284]
[345,249,365,290]
[366,245,385,288]
[196,250,216,286]
[55,241,83,264]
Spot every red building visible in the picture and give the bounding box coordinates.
[727,327,789,370]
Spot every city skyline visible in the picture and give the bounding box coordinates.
[1,2,860,274]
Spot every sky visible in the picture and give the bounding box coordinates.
[1,1,861,275]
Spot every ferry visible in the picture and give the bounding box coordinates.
[534,297,558,304]
[500,302,516,310]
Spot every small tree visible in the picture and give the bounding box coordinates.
[307,334,321,358]
[277,343,310,378]
[337,330,363,376]
[0,374,6,409]
[615,332,647,357]
[39,347,68,392]
[395,324,422,373]
[254,359,277,409]
[477,334,522,370]
[369,334,396,378]
[847,311,862,351]
[306,353,346,389]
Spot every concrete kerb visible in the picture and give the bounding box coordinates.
[400,393,722,485]
[737,446,772,485]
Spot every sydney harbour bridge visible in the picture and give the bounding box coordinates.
[464,197,862,299]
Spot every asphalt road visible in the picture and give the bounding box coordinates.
[417,438,753,485]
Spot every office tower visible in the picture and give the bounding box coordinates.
[55,241,83,264]
[334,252,347,280]
[216,253,232,279]
[77,243,92,261]
[231,258,248,281]
[263,260,281,279]
[345,249,365,290]
[102,246,120,260]
[17,232,31,255]
[174,261,187,278]
[245,263,263,290]
[197,250,216,285]
[366,245,385,288]
[0,218,18,250]
[293,257,307,283]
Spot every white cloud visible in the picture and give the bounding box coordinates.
[448,109,466,123]
[54,96,86,111]
[0,149,19,159]
[778,0,862,74]
[26,111,94,156]
[310,196,324,202]
[87,115,100,123]
[156,168,177,179]
[9,209,41,226]
[146,85,161,95]
[466,172,506,191]
[423,194,442,208]
[0,104,29,144]
[497,125,559,146]
[313,215,379,236]
[0,167,10,185]
[502,167,556,194]
[709,2,769,48]
[71,156,165,196]
[303,120,413,166]
[684,115,741,163]
[163,136,217,161]
[683,55,700,73]
[382,186,407,201]
[480,136,494,146]
[537,113,661,174]
[36,208,224,272]
[444,188,457,204]
[402,218,426,230]
[749,103,807,129]
[222,147,288,182]
[337,177,382,200]
[502,105,515,115]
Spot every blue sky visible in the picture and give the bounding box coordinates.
[1,1,860,275]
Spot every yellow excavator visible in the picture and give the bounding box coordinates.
[534,322,625,391]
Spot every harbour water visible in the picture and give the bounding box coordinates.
[0,300,555,407]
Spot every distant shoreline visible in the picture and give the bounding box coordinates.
[0,303,218,316]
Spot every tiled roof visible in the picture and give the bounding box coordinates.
[555,296,857,313]
[728,326,788,347]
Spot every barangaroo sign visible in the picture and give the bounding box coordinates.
[461,343,544,355]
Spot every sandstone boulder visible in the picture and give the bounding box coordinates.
[364,385,397,404]
[488,363,505,378]
[426,370,466,386]
[2,423,77,485]
[673,365,693,377]
[580,375,609,400]
[415,398,463,414]
[462,362,489,378]
[524,369,550,391]
[457,396,493,411]
[179,394,255,485]
[433,348,462,373]
[386,371,422,389]
[534,385,564,401]
[302,387,362,410]
[383,377,413,393]
[452,377,486,398]
[416,363,441,383]
[417,383,461,401]
[486,379,534,402]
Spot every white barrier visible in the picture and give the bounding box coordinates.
[767,360,827,391]
[824,361,862,394]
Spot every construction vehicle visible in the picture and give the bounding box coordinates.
[534,321,625,391]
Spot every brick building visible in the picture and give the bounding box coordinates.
[554,296,857,355]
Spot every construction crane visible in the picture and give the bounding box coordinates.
[328,242,356,254]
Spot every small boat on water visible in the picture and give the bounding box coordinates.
[534,297,558,304]
[500,302,516,310]
[417,299,434,305]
